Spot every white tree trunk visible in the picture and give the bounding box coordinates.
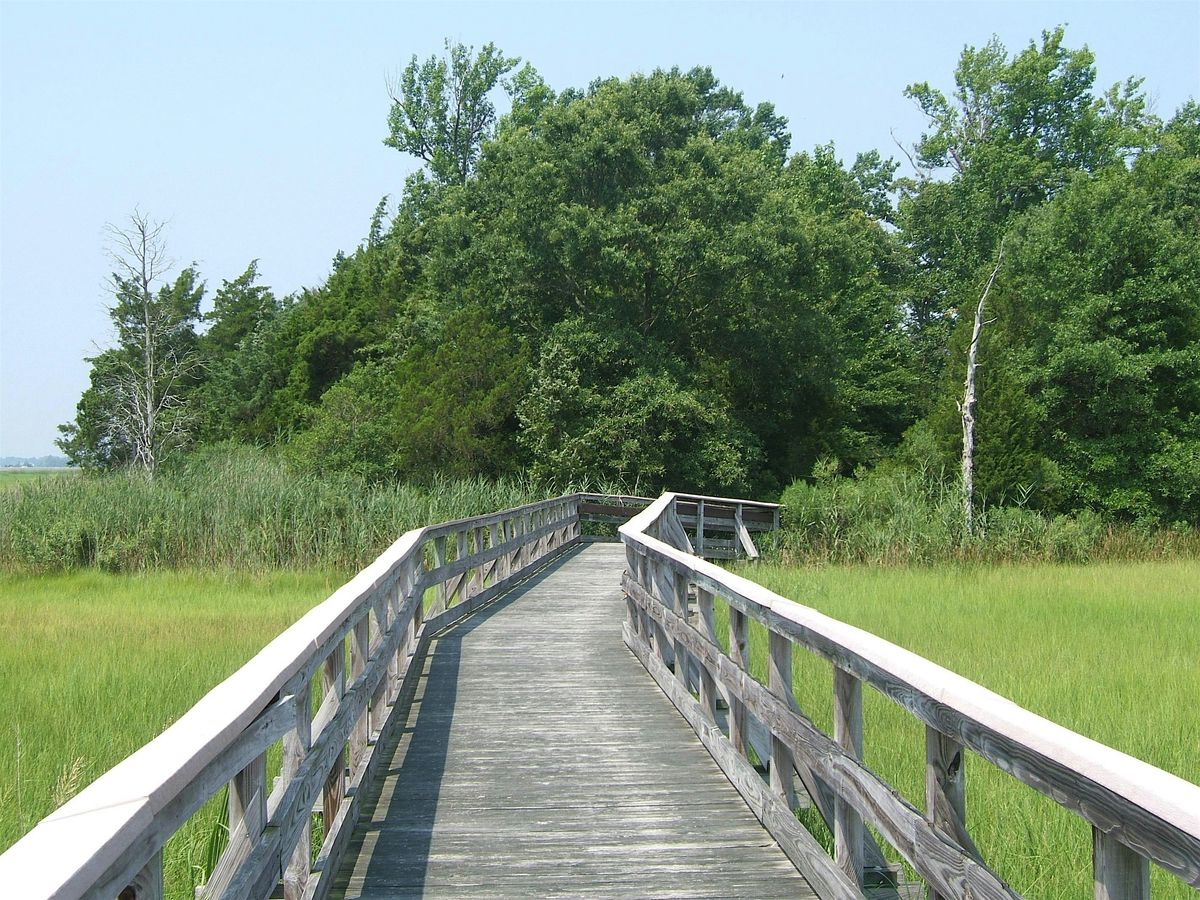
[961,239,1005,538]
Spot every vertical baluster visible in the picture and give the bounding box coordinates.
[387,576,403,700]
[695,587,718,722]
[120,850,163,900]
[625,545,641,637]
[469,526,484,596]
[671,569,689,689]
[321,643,345,832]
[369,595,388,738]
[488,523,500,585]
[430,536,447,615]
[1093,829,1150,900]
[768,631,796,809]
[833,667,864,886]
[400,556,418,669]
[728,606,748,756]
[282,678,312,900]
[350,614,369,774]
[696,499,706,557]
[454,531,467,604]
[926,726,981,899]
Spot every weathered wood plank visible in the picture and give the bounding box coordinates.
[625,573,1021,900]
[333,544,818,899]
[1093,828,1150,900]
[620,495,1200,888]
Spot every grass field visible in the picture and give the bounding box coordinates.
[732,559,1200,899]
[0,468,78,489]
[2,556,1196,898]
[0,569,342,895]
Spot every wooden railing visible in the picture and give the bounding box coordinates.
[578,492,779,559]
[1,495,584,900]
[620,492,1200,900]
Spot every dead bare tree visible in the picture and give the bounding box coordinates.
[102,210,200,473]
[960,237,1005,538]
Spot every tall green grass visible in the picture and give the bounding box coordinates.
[731,559,1200,899]
[776,464,1200,566]
[0,569,340,895]
[0,446,548,573]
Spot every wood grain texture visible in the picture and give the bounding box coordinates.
[332,544,817,899]
[625,573,1021,900]
[1093,828,1150,900]
[620,493,1200,888]
[834,668,865,886]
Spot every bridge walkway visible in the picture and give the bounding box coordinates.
[331,542,816,899]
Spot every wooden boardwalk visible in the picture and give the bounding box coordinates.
[332,542,816,899]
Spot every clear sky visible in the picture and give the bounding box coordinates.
[1,1,1197,456]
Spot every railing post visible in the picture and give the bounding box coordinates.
[321,643,346,833]
[696,498,706,557]
[282,679,312,900]
[672,568,690,689]
[768,631,796,809]
[926,726,979,898]
[488,523,501,585]
[119,850,162,900]
[1094,829,1150,900]
[432,536,447,614]
[695,588,718,721]
[469,526,484,596]
[369,595,388,737]
[728,607,748,756]
[646,557,673,668]
[834,666,864,886]
[625,545,641,637]
[350,614,369,773]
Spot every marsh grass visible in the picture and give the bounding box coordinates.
[728,559,1200,898]
[0,569,340,895]
[0,446,548,573]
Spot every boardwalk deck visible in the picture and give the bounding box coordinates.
[332,542,816,899]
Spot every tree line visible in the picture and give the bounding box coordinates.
[60,28,1200,528]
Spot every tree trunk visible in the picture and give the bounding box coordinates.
[961,239,1005,539]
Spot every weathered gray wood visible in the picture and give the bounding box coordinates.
[927,724,982,900]
[696,498,706,556]
[431,536,447,615]
[334,544,817,899]
[122,849,162,900]
[768,631,797,809]
[734,505,760,559]
[620,496,1200,889]
[625,572,1020,900]
[283,680,313,900]
[728,607,748,756]
[625,620,860,900]
[349,616,369,775]
[1093,829,1150,900]
[696,587,718,722]
[835,667,865,886]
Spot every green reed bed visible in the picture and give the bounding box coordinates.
[0,447,544,573]
[727,559,1200,899]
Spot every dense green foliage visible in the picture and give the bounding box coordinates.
[57,30,1200,530]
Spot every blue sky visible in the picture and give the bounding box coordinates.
[2,1,1197,456]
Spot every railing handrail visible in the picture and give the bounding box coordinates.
[1,492,592,899]
[620,492,1200,895]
